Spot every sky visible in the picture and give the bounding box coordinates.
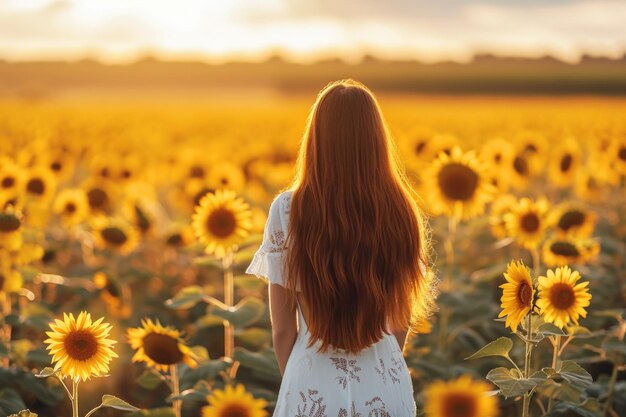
[1,0,625,63]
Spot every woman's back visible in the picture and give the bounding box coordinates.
[246,190,417,417]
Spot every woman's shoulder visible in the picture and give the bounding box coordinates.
[271,189,293,218]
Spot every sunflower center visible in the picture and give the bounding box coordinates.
[87,188,109,210]
[516,281,532,307]
[26,178,45,195]
[618,146,626,161]
[442,393,477,417]
[218,404,251,417]
[560,154,573,172]
[494,153,502,163]
[415,141,427,155]
[166,233,183,246]
[101,227,128,246]
[437,163,479,201]
[1,177,15,188]
[520,213,540,233]
[557,210,585,231]
[64,330,99,361]
[142,332,184,365]
[65,203,77,214]
[207,207,237,238]
[550,241,580,257]
[549,283,576,310]
[513,156,528,176]
[0,214,21,232]
[190,166,205,178]
[50,161,62,171]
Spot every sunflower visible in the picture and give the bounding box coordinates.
[574,170,607,203]
[82,179,116,215]
[0,207,23,251]
[549,138,581,187]
[202,384,268,417]
[488,194,517,240]
[542,236,599,267]
[0,159,25,203]
[23,167,56,203]
[517,131,547,159]
[207,162,246,191]
[536,266,592,329]
[402,125,435,164]
[91,217,140,255]
[45,153,74,181]
[480,138,515,170]
[549,205,596,238]
[497,260,535,332]
[508,152,534,190]
[53,189,89,226]
[127,318,199,372]
[89,156,117,182]
[164,225,195,247]
[503,198,550,250]
[422,147,495,220]
[192,189,252,258]
[507,132,546,190]
[424,375,499,417]
[44,311,118,381]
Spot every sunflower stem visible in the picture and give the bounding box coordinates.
[56,375,73,401]
[522,312,533,417]
[547,335,561,412]
[84,405,103,417]
[222,251,235,359]
[170,364,182,417]
[72,379,79,417]
[531,248,540,277]
[438,215,458,351]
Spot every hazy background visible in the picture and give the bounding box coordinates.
[1,0,626,98]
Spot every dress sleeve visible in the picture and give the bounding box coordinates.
[245,193,288,287]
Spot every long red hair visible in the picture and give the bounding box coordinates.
[283,79,438,353]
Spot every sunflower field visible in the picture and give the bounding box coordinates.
[0,96,625,417]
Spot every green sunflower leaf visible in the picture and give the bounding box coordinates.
[465,337,513,361]
[100,395,141,412]
[165,286,208,309]
[537,323,566,336]
[209,296,265,327]
[486,367,547,398]
[9,410,38,417]
[34,367,57,378]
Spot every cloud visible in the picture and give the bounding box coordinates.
[0,0,623,62]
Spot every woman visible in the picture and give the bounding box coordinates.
[246,79,439,417]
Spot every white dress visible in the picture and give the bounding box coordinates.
[246,190,417,417]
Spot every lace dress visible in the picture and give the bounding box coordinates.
[246,190,417,417]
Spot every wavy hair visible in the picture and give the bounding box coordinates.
[283,79,438,353]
